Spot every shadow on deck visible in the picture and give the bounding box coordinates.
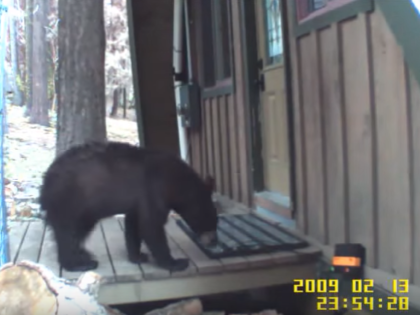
[8,206,321,305]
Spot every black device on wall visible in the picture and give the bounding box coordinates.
[331,243,366,279]
[178,82,201,130]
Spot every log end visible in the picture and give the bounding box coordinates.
[0,265,57,315]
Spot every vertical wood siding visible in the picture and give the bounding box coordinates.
[189,95,244,203]
[289,7,420,283]
[187,1,251,206]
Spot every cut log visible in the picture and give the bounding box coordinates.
[0,260,126,315]
[144,299,203,315]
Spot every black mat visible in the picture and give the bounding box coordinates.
[176,213,308,259]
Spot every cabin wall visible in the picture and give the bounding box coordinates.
[187,1,252,206]
[288,3,420,284]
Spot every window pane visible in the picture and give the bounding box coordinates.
[264,0,283,63]
[309,0,327,12]
[212,0,231,81]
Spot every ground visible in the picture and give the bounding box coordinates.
[4,104,139,220]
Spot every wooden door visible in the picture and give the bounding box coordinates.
[254,0,290,196]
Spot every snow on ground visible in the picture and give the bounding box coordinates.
[4,104,139,220]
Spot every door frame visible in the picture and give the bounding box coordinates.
[239,0,297,217]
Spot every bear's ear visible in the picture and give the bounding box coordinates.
[204,175,216,192]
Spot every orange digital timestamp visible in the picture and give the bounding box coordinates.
[293,279,338,294]
[332,256,361,267]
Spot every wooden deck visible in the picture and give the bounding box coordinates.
[8,214,321,305]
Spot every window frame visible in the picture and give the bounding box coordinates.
[291,0,373,37]
[198,0,234,98]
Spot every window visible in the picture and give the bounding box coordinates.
[264,0,283,65]
[310,0,328,12]
[200,0,232,88]
[296,0,359,22]
[293,0,373,36]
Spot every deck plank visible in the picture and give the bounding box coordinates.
[294,246,322,260]
[7,221,29,263]
[267,245,321,267]
[61,224,115,281]
[165,218,224,274]
[5,213,323,305]
[117,217,170,280]
[244,252,276,268]
[15,220,45,263]
[38,226,61,276]
[219,255,250,271]
[100,218,143,282]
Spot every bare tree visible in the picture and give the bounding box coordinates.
[18,0,26,84]
[56,0,106,155]
[24,0,33,116]
[104,0,133,117]
[47,0,58,111]
[29,0,49,125]
[8,0,24,106]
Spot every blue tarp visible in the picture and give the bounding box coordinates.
[0,0,9,265]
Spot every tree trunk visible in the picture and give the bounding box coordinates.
[18,0,26,77]
[50,33,58,111]
[24,0,33,116]
[9,11,24,106]
[56,0,107,156]
[110,87,119,117]
[122,87,127,118]
[29,0,49,126]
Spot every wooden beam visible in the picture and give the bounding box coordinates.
[98,262,317,305]
[126,0,180,154]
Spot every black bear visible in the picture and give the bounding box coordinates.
[39,141,218,272]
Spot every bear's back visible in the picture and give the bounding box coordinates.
[40,141,207,213]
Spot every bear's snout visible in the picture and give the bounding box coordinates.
[199,231,218,247]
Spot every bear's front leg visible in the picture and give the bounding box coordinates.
[53,224,99,272]
[124,212,149,264]
[141,221,189,272]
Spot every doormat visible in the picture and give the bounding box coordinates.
[176,213,308,259]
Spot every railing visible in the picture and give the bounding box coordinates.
[0,0,9,265]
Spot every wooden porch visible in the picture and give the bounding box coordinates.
[8,211,320,305]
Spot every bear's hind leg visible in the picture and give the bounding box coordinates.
[124,212,148,264]
[140,217,189,272]
[53,221,98,272]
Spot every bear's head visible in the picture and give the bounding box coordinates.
[179,175,218,247]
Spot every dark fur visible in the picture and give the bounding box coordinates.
[39,141,218,272]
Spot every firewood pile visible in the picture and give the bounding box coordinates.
[0,260,283,315]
